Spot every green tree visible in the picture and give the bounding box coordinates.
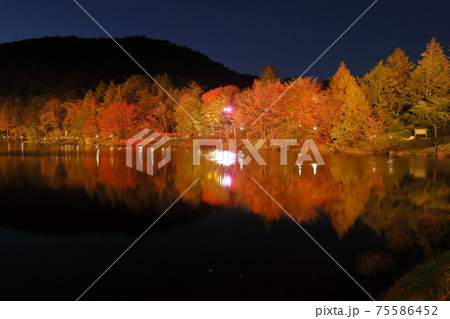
[361,60,389,109]
[409,96,450,138]
[361,49,414,118]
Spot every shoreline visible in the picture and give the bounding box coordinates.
[2,139,450,158]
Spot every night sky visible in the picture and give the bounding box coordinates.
[0,0,449,80]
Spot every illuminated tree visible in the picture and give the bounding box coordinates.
[174,82,202,136]
[407,38,450,102]
[0,99,23,139]
[409,96,450,137]
[329,62,374,147]
[361,49,415,118]
[62,99,84,137]
[98,103,138,139]
[23,97,44,141]
[259,64,280,87]
[143,73,177,133]
[83,114,99,139]
[384,48,415,117]
[201,85,240,137]
[234,80,285,141]
[280,77,338,142]
[360,61,389,109]
[117,75,152,105]
[39,98,65,138]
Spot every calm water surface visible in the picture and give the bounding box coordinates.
[0,143,448,300]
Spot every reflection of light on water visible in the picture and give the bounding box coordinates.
[370,157,376,172]
[238,151,246,169]
[311,163,318,175]
[137,147,143,171]
[206,150,236,166]
[150,147,154,168]
[110,147,114,166]
[219,174,232,188]
[296,163,318,175]
[387,158,394,173]
[96,148,100,167]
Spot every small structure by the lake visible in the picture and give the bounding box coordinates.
[414,128,428,139]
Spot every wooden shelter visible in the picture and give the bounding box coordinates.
[414,128,428,139]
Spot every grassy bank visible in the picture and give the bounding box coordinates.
[381,250,450,301]
[335,137,450,157]
[389,139,450,157]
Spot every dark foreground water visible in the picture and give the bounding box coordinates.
[0,143,448,300]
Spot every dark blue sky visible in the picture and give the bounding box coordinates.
[0,0,449,79]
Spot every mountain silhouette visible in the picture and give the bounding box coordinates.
[0,36,255,98]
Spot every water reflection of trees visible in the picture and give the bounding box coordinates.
[0,146,448,255]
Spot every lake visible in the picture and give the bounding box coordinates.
[0,143,448,300]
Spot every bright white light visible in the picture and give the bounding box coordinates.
[388,158,394,173]
[223,106,232,113]
[206,150,237,166]
[313,126,317,131]
[311,163,318,175]
[219,174,232,188]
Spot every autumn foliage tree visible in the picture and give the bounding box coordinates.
[361,49,415,118]
[201,85,240,137]
[99,103,138,140]
[407,38,449,103]
[329,62,379,147]
[0,98,23,139]
[279,77,339,142]
[0,38,447,150]
[173,82,202,136]
[38,98,65,138]
[234,79,286,140]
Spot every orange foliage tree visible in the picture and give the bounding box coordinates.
[98,103,138,140]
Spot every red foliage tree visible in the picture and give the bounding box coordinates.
[98,103,138,140]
